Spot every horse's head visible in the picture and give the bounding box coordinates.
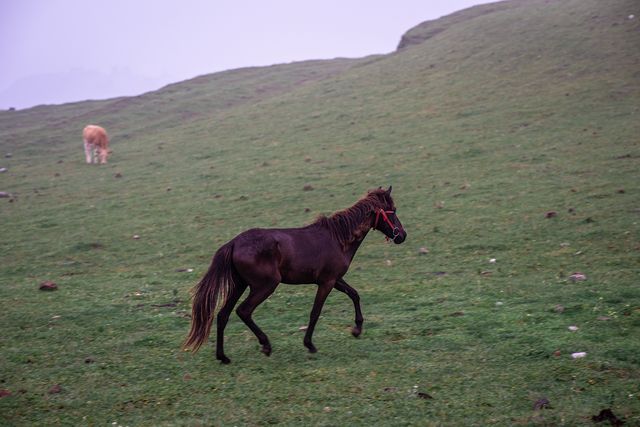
[372,186,407,244]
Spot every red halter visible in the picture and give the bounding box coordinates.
[373,208,402,240]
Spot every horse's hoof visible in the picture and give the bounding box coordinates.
[261,345,272,357]
[305,344,318,353]
[218,355,231,364]
[352,327,362,338]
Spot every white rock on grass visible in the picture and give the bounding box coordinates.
[568,272,587,281]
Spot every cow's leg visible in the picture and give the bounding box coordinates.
[98,147,108,164]
[84,141,92,163]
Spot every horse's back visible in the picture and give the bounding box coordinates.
[230,226,343,285]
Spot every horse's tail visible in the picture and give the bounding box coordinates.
[183,241,236,352]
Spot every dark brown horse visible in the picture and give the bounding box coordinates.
[183,187,406,363]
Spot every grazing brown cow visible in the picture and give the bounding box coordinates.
[83,125,110,164]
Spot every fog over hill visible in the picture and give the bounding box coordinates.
[0,1,495,110]
[0,68,167,110]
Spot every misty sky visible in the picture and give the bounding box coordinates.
[1,0,493,109]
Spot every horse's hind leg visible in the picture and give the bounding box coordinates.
[335,278,364,337]
[215,281,248,364]
[236,281,279,356]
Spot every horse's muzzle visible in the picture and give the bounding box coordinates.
[392,230,407,244]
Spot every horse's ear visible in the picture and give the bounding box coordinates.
[386,185,393,195]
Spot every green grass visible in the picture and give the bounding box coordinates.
[1,0,639,425]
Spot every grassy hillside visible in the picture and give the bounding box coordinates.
[1,0,639,425]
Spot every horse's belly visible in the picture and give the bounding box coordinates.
[280,266,319,285]
[280,260,349,285]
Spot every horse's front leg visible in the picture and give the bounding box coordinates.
[304,281,334,353]
[334,278,363,337]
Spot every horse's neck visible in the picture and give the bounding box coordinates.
[343,227,371,261]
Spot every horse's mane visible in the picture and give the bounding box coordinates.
[312,189,392,247]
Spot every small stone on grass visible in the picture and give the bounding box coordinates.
[568,272,587,281]
[48,384,62,394]
[39,281,58,291]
